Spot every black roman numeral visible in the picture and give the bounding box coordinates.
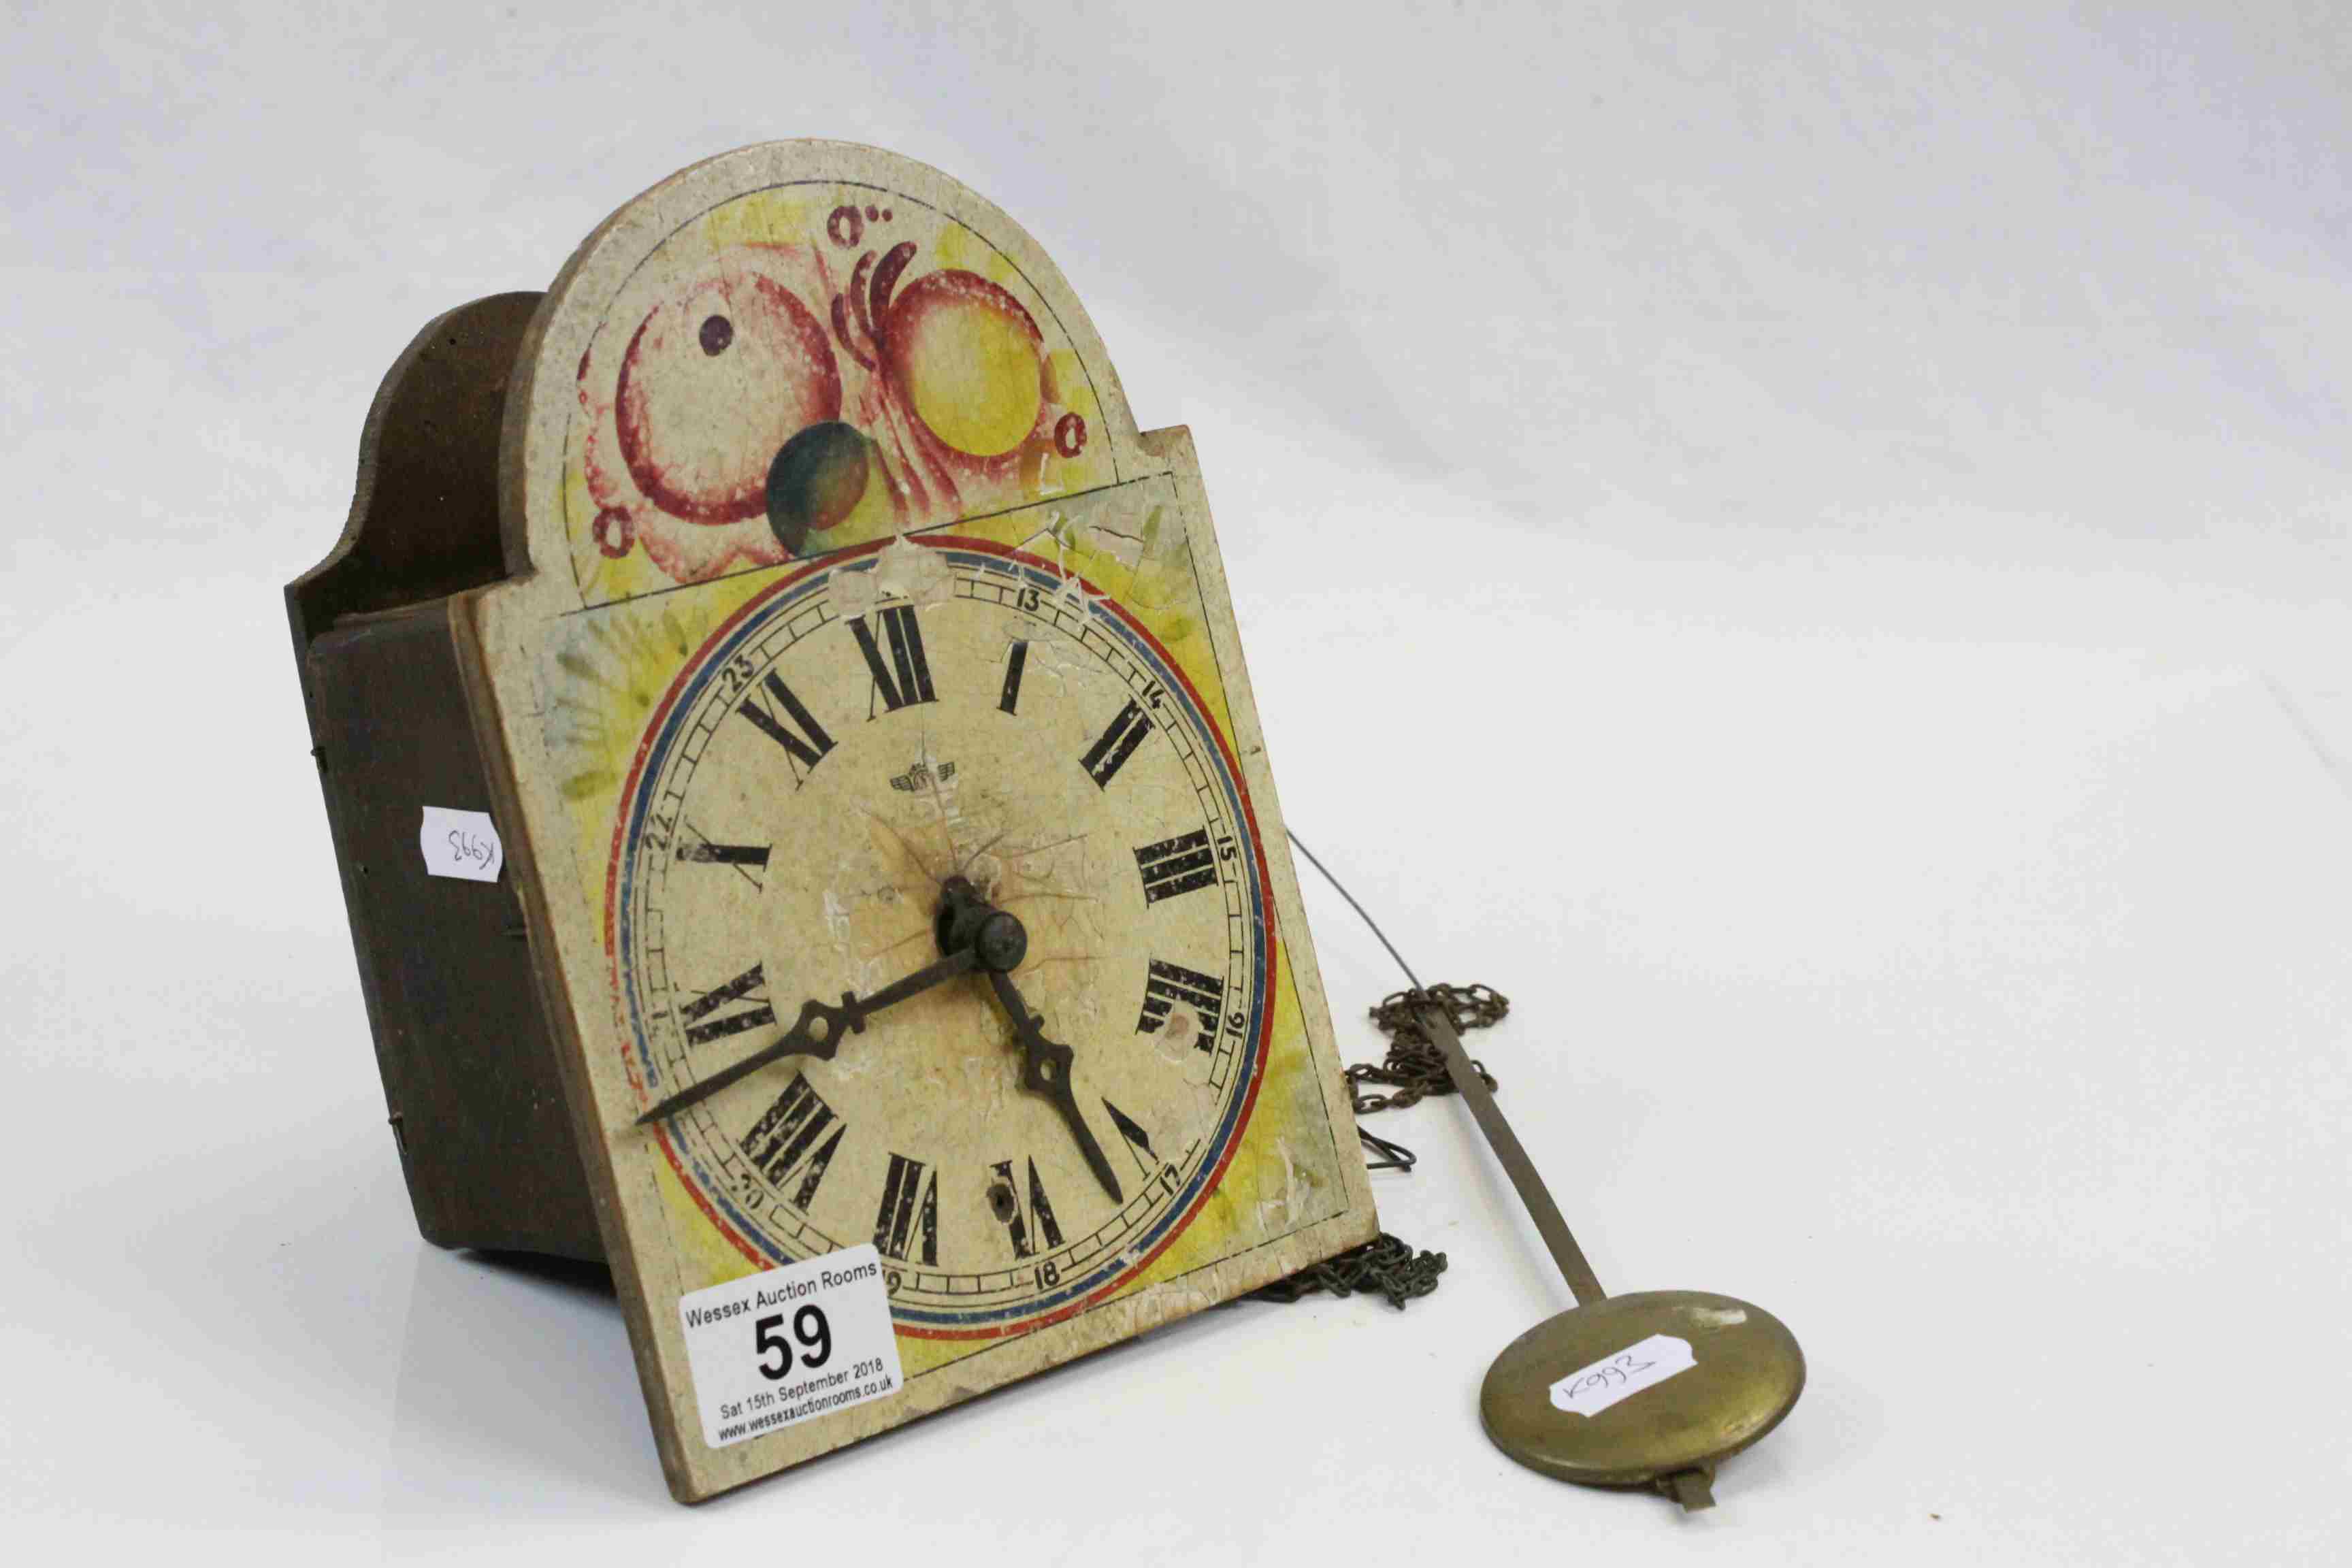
[1137,958,1223,1042]
[677,833,768,892]
[1102,1098,1160,1179]
[1080,698,1152,787]
[872,1152,938,1265]
[677,840,768,868]
[852,604,937,715]
[987,1156,1066,1260]
[998,640,1029,715]
[738,1075,846,1209]
[1134,830,1217,904]
[681,964,774,1046]
[738,672,836,779]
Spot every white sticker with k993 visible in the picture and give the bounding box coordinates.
[677,1245,903,1449]
[416,806,503,882]
[1550,1333,1697,1417]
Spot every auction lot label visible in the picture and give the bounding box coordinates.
[677,1245,904,1449]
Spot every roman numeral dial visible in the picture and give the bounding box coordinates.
[678,838,769,870]
[677,831,768,892]
[998,640,1029,714]
[1137,959,1222,1041]
[681,964,775,1046]
[738,671,836,779]
[987,1157,1066,1260]
[1102,1099,1164,1181]
[873,1152,938,1266]
[1134,830,1218,904]
[852,604,937,714]
[1081,698,1152,787]
[740,1076,846,1209]
[623,548,1271,1328]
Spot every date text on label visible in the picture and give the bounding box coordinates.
[677,1244,903,1450]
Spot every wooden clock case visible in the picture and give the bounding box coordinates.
[285,144,1379,1501]
[287,292,602,1262]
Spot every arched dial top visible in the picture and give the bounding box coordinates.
[498,141,1148,611]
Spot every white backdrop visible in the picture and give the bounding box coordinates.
[5,3,2348,1562]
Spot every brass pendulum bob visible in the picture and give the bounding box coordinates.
[1415,1003,1806,1511]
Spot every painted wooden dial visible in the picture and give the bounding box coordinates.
[611,537,1271,1337]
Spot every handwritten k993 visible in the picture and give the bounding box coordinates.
[417,805,504,883]
[1549,1334,1697,1418]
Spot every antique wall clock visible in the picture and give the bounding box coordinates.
[287,142,1377,1501]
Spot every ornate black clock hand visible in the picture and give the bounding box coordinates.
[984,967,1125,1205]
[636,944,979,1125]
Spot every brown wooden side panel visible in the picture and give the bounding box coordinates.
[288,290,600,1261]
[286,293,544,696]
[308,606,602,1261]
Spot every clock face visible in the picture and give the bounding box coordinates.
[478,145,1379,1497]
[610,536,1271,1336]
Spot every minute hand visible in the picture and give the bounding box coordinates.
[985,969,1124,1203]
[637,945,979,1125]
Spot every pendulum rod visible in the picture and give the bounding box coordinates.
[1287,830,1607,1308]
[1414,1004,1606,1307]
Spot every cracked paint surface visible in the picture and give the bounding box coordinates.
[480,148,1379,1494]
[561,183,1113,607]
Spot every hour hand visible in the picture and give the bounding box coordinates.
[637,945,978,1125]
[986,970,1124,1203]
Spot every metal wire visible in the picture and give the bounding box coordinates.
[1287,829,1424,989]
[1253,831,1512,1311]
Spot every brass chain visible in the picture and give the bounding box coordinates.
[1251,1232,1448,1308]
[1350,983,1509,1113]
[1256,983,1509,1311]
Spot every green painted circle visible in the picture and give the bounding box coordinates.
[764,419,872,553]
